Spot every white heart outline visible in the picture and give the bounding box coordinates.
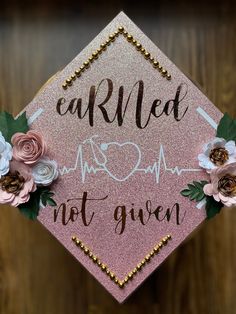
[100,141,142,182]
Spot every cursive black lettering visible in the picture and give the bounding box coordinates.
[56,79,189,128]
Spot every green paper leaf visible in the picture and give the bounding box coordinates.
[40,188,56,206]
[17,187,57,220]
[41,191,48,203]
[180,189,192,197]
[187,183,195,190]
[216,113,236,141]
[181,180,208,202]
[41,196,47,207]
[18,189,41,220]
[45,192,55,197]
[194,181,204,189]
[0,111,29,143]
[205,196,223,219]
[46,198,57,206]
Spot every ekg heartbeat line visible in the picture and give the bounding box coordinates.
[59,135,201,184]
[135,145,202,183]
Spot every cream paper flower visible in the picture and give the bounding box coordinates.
[32,158,58,186]
[0,132,12,178]
[198,138,236,172]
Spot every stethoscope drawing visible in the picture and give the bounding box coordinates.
[82,135,142,182]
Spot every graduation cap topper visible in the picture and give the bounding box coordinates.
[1,12,235,303]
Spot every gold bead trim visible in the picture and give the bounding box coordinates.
[72,234,172,289]
[62,25,171,90]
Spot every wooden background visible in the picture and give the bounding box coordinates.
[0,1,236,313]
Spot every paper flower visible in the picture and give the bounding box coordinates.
[203,162,236,207]
[11,130,47,165]
[198,138,236,172]
[0,132,12,177]
[0,160,36,207]
[32,158,58,186]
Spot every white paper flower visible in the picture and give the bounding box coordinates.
[32,158,58,186]
[0,132,12,178]
[198,137,236,172]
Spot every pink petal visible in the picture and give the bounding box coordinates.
[213,194,220,202]
[222,196,236,208]
[223,200,234,207]
[11,194,30,207]
[203,184,214,196]
[0,189,15,203]
[11,132,24,145]
[218,193,230,203]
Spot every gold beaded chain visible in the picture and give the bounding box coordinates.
[72,234,171,288]
[62,26,171,90]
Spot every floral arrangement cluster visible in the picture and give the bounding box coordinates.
[181,113,236,219]
[0,111,58,219]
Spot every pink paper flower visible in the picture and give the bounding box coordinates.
[12,131,47,165]
[203,162,236,207]
[0,160,36,207]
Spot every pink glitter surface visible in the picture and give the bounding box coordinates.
[20,12,223,303]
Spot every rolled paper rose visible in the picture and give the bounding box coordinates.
[32,158,58,186]
[11,130,47,165]
[0,160,36,207]
[198,137,236,172]
[203,162,236,207]
[0,132,12,177]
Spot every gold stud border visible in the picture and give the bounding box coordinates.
[72,234,172,288]
[62,26,171,89]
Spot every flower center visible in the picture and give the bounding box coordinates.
[209,147,229,166]
[218,174,236,197]
[0,171,25,195]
